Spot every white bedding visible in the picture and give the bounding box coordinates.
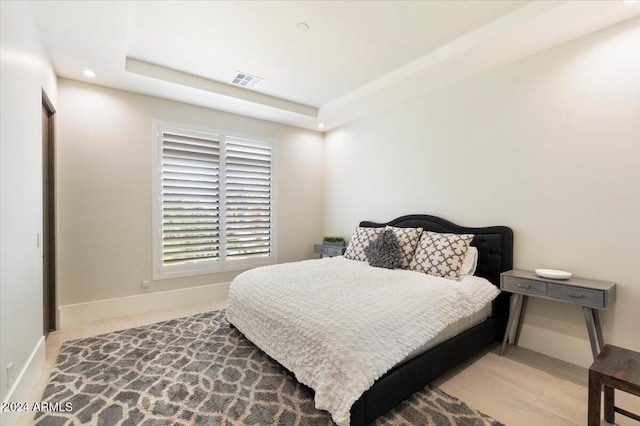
[226,256,500,425]
[400,301,492,363]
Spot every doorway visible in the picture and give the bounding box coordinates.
[42,90,56,334]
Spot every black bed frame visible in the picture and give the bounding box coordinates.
[349,214,513,425]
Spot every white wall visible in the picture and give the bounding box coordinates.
[56,79,324,311]
[0,0,58,407]
[324,18,640,367]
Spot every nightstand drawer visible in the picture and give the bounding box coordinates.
[314,244,346,257]
[547,283,605,308]
[325,246,345,256]
[502,276,547,296]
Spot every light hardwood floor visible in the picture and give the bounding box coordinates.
[17,303,639,425]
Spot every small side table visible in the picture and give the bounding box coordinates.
[499,270,615,359]
[588,345,640,425]
[314,244,346,258]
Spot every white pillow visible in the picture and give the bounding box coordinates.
[460,246,478,276]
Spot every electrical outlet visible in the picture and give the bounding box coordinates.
[7,362,13,390]
[142,281,150,290]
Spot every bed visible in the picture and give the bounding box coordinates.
[227,214,513,425]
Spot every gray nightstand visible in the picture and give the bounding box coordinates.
[499,269,616,359]
[314,244,346,258]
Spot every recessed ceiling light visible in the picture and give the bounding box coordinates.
[622,0,640,4]
[297,22,309,31]
[317,123,325,129]
[82,69,96,78]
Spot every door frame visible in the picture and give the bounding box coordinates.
[42,89,56,334]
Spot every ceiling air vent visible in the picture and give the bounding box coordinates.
[231,72,264,89]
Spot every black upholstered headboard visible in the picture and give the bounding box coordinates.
[360,214,513,315]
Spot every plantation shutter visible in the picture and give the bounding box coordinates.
[224,137,273,261]
[161,130,220,265]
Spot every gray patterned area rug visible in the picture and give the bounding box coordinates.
[35,310,503,425]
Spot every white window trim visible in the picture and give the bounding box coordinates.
[151,120,277,280]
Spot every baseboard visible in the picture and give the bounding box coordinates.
[1,336,45,426]
[59,282,230,327]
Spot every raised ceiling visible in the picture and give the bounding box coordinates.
[31,1,640,131]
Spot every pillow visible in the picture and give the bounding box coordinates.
[364,230,402,269]
[460,246,478,276]
[384,226,423,269]
[344,226,384,262]
[409,231,474,280]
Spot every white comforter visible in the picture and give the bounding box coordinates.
[226,256,500,425]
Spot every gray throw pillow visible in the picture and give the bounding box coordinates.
[365,230,402,269]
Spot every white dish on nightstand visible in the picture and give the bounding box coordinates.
[535,269,572,280]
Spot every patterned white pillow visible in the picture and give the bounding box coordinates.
[385,226,423,269]
[409,231,474,280]
[344,227,384,262]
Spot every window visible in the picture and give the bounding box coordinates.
[152,121,276,279]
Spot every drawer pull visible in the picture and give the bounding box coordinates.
[516,284,531,289]
[568,293,584,299]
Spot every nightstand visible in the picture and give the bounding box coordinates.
[499,269,616,359]
[313,244,346,258]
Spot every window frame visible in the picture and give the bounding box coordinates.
[151,120,277,280]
